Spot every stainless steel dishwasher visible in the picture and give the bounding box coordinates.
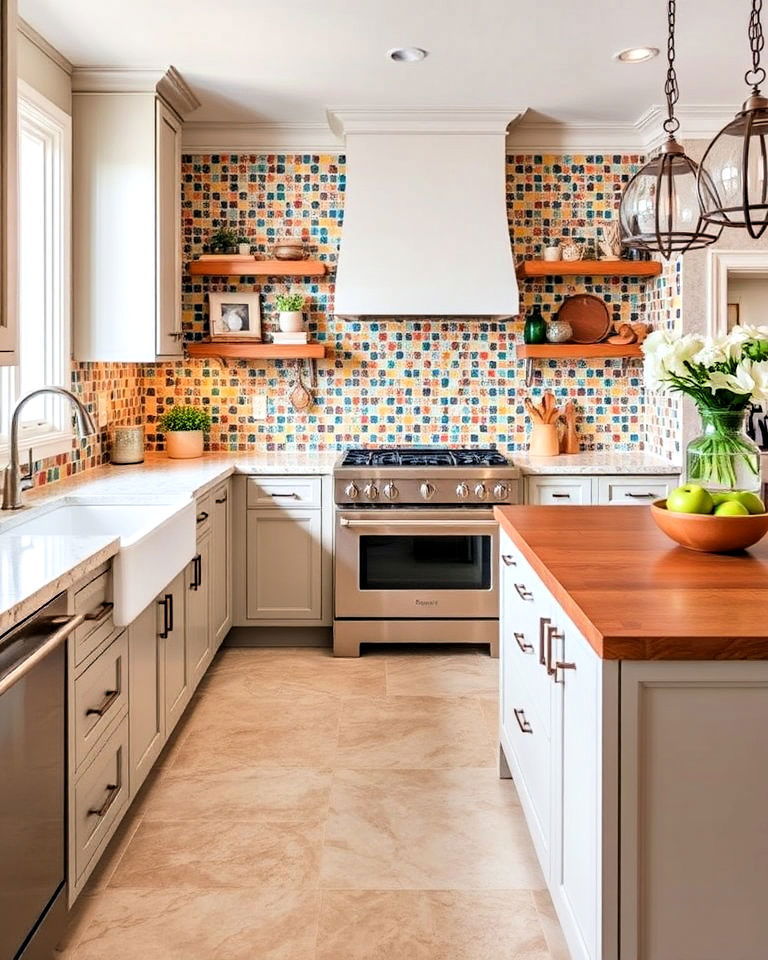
[0,593,84,960]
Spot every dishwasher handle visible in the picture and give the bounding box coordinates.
[0,612,85,697]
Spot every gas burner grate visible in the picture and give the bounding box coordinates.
[341,447,508,467]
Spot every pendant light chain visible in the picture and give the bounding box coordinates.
[663,0,680,136]
[746,0,766,91]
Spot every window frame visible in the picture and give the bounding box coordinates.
[0,80,72,464]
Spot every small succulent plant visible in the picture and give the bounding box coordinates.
[276,293,305,312]
[157,405,212,433]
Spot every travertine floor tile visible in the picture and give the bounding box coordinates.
[385,651,498,698]
[321,768,544,890]
[316,890,550,960]
[68,888,320,960]
[141,767,333,822]
[109,819,323,889]
[337,696,496,768]
[533,890,571,960]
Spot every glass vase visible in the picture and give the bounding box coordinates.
[686,408,762,492]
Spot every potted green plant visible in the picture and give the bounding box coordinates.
[209,227,242,255]
[275,292,306,332]
[543,237,561,262]
[157,405,212,459]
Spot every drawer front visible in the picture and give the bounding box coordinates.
[527,477,593,505]
[195,492,212,538]
[73,631,128,771]
[597,474,677,505]
[73,715,129,882]
[246,476,322,510]
[73,570,116,666]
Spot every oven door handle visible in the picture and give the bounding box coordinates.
[338,518,498,529]
[0,613,86,697]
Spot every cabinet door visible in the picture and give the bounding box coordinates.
[186,533,211,689]
[246,509,322,619]
[212,481,232,648]
[550,614,606,960]
[128,600,164,797]
[155,99,182,357]
[527,477,594,505]
[0,0,18,364]
[160,571,189,734]
[597,475,677,505]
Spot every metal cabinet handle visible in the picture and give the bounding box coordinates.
[551,493,571,499]
[554,659,577,684]
[168,593,174,632]
[196,511,209,523]
[88,782,120,817]
[513,708,533,734]
[0,613,86,697]
[158,594,172,638]
[190,554,201,591]
[539,617,551,667]
[514,631,534,653]
[514,583,533,601]
[545,624,565,677]
[625,492,655,499]
[86,689,119,717]
[84,601,113,624]
[270,492,299,499]
[501,555,517,567]
[215,494,228,504]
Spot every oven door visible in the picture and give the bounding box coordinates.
[335,508,498,619]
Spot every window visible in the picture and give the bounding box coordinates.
[0,81,71,461]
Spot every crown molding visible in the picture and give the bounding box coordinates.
[18,18,72,74]
[327,105,523,137]
[636,103,736,154]
[182,120,342,153]
[72,65,201,117]
[506,117,644,154]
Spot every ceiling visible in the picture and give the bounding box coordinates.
[20,0,752,126]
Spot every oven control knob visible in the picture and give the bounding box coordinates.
[473,482,488,500]
[493,482,509,500]
[420,481,436,501]
[456,482,469,500]
[383,482,399,500]
[364,483,379,501]
[344,482,360,500]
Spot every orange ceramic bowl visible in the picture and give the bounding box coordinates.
[650,499,768,553]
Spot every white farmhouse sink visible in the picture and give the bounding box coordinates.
[10,500,196,625]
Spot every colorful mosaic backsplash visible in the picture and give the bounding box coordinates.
[27,151,680,488]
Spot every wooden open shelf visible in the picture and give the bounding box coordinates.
[518,259,662,279]
[186,340,326,361]
[518,343,644,360]
[188,258,327,278]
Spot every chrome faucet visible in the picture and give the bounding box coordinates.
[2,387,97,510]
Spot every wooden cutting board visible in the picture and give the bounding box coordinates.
[558,294,611,344]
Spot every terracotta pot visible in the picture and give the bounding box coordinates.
[279,311,304,333]
[529,423,560,457]
[165,430,204,459]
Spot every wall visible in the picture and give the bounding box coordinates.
[143,151,657,454]
[726,276,768,328]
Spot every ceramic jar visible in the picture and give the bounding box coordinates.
[529,423,560,457]
[543,245,562,261]
[111,425,144,464]
[273,238,305,260]
[278,311,304,333]
[165,430,204,460]
[546,319,573,343]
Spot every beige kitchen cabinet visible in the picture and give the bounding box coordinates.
[127,599,165,798]
[245,508,323,620]
[211,480,232,648]
[72,68,198,361]
[159,569,189,734]
[186,532,212,687]
[0,0,17,363]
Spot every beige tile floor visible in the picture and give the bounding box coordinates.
[58,645,570,960]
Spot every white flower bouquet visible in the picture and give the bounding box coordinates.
[642,326,768,490]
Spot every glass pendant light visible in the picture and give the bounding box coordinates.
[698,0,768,238]
[619,0,722,258]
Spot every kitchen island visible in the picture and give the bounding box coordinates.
[494,505,768,960]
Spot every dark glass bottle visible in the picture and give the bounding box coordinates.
[523,305,547,344]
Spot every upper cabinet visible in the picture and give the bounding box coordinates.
[72,67,199,362]
[0,0,18,364]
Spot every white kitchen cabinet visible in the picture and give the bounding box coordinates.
[246,508,322,620]
[72,68,198,361]
[597,474,675,504]
[525,473,679,506]
[526,475,594,505]
[0,0,17,363]
[159,569,189,734]
[186,532,212,687]
[128,599,164,798]
[211,480,232,648]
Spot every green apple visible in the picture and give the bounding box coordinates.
[710,491,732,506]
[714,500,750,517]
[731,490,766,515]
[666,484,715,515]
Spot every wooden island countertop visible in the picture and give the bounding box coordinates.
[494,504,768,660]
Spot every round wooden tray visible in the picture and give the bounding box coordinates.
[557,294,611,344]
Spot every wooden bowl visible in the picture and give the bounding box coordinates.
[650,499,768,553]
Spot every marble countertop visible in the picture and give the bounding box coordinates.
[513,450,681,476]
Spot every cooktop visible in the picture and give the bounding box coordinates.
[340,447,509,468]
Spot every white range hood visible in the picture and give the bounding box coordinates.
[328,108,522,320]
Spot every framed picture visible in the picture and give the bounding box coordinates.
[208,292,262,341]
[727,302,740,330]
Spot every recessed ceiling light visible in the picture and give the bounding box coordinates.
[388,47,428,63]
[613,46,660,63]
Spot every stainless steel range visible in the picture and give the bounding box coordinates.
[333,447,519,657]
